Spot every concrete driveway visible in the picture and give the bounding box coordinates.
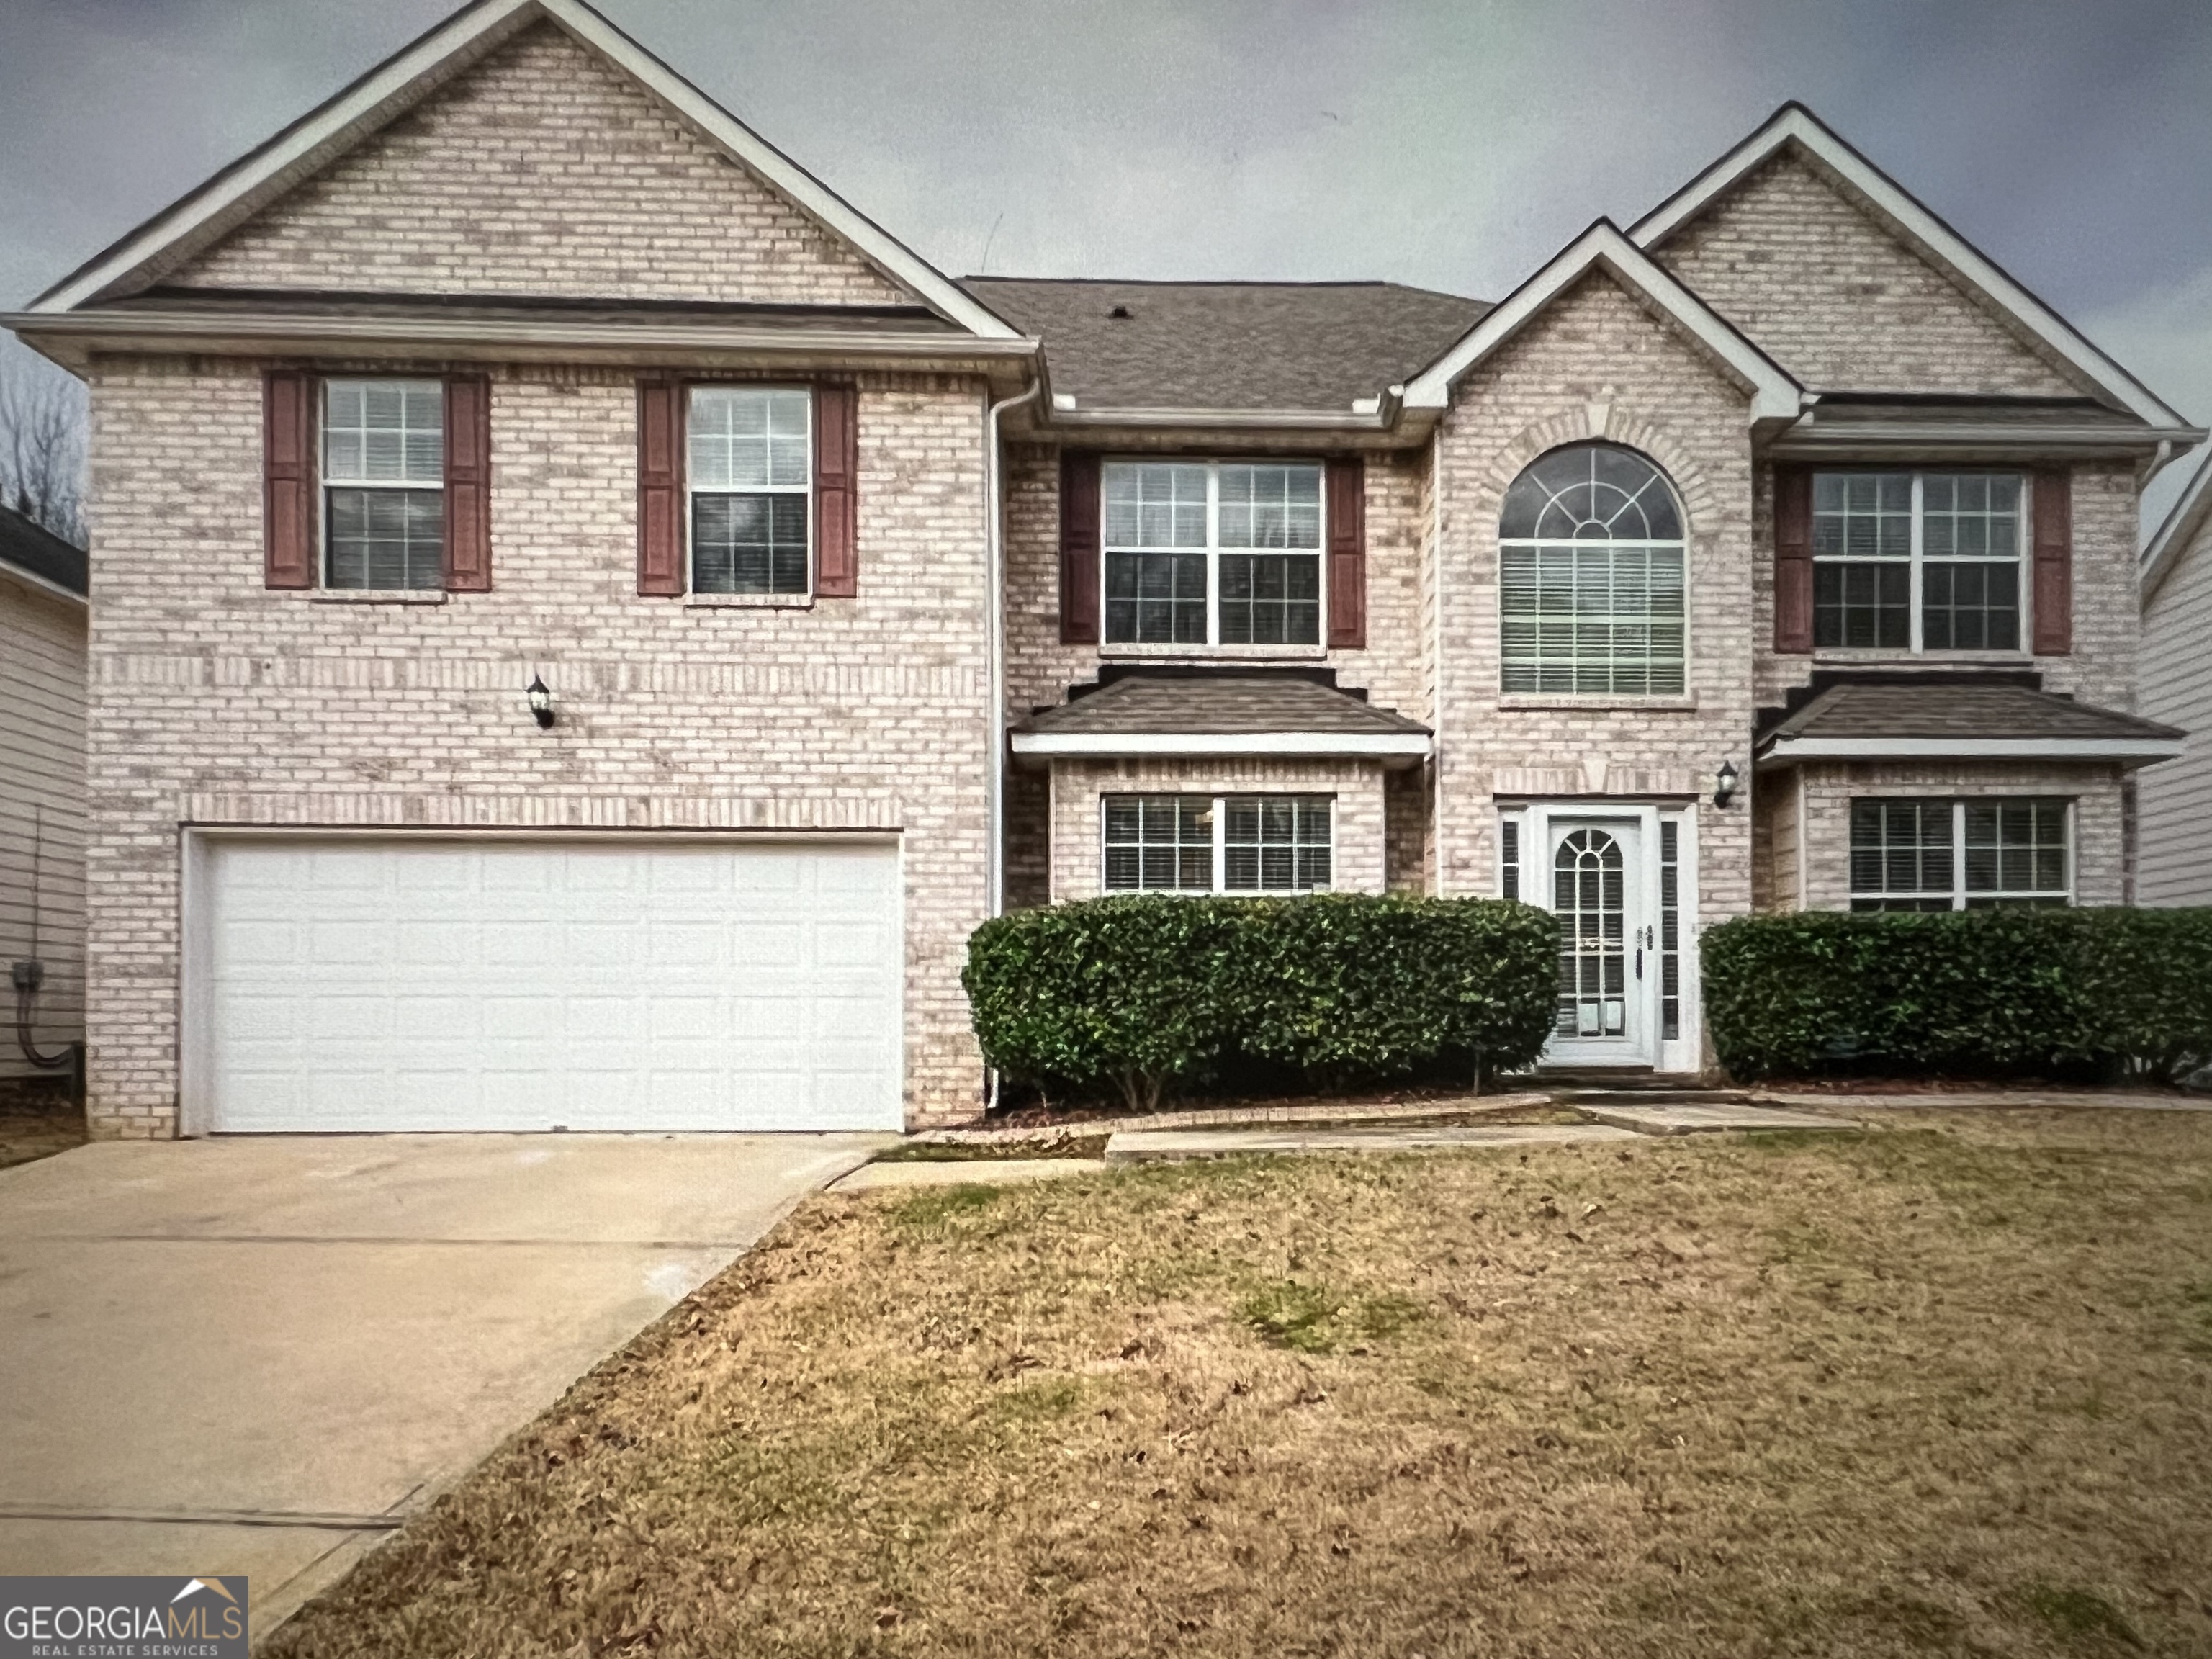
[0,1133,885,1635]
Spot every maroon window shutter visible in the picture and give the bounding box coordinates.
[1773,464,1814,653]
[814,384,859,598]
[2032,467,2072,655]
[636,379,685,596]
[264,369,315,590]
[1059,451,1101,644]
[1326,456,1367,649]
[442,375,492,592]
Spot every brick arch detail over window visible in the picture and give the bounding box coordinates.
[1471,402,1721,545]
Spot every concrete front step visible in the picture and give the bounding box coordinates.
[1105,1123,1642,1161]
[1581,1102,1857,1136]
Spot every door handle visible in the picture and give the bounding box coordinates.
[1635,946,1643,979]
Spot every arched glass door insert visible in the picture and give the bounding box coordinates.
[1554,827,1629,1039]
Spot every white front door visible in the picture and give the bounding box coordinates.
[1542,814,1657,1066]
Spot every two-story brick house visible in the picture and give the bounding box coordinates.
[8,0,2196,1137]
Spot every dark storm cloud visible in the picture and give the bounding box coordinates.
[4,0,2210,511]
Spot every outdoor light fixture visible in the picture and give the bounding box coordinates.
[526,673,556,729]
[1712,757,1740,808]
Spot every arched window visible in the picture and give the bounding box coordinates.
[1498,442,1686,696]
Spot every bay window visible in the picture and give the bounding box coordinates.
[1813,471,2024,652]
[1848,798,2071,910]
[1102,462,1323,647]
[1102,794,1333,893]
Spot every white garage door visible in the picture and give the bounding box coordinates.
[197,837,902,1133]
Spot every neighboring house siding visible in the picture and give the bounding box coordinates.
[2140,519,2212,905]
[1653,153,2079,396]
[1791,760,2128,911]
[1046,757,1388,904]
[173,24,909,307]
[1430,271,1758,938]
[83,358,989,1136]
[0,570,86,1082]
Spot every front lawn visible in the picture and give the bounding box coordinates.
[271,1111,2212,1658]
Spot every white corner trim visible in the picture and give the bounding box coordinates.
[0,554,89,607]
[1400,220,1802,421]
[26,0,1019,342]
[1010,731,1432,759]
[2141,449,2212,603]
[1626,104,2188,431]
[1759,735,2183,765]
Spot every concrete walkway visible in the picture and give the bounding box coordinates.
[0,1133,884,1637]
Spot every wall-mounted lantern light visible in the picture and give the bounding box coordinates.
[526,673,556,730]
[1712,757,1740,809]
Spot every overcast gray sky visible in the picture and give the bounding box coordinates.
[4,0,2210,523]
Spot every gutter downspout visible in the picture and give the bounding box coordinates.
[985,375,1042,922]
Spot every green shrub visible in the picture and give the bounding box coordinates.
[963,894,1557,1110]
[1702,907,2212,1083]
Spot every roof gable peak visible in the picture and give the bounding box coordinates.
[26,0,1017,339]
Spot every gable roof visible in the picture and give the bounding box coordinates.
[1629,103,2190,432]
[1400,220,1802,421]
[23,0,1018,341]
[0,503,89,601]
[964,279,1487,418]
[2142,448,2212,603]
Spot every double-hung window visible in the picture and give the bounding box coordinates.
[1102,462,1323,647]
[688,387,811,595]
[1102,795,1332,892]
[1848,798,2071,910]
[323,379,444,590]
[1813,472,2024,652]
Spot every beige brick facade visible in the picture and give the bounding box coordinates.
[176,25,910,308]
[84,359,991,1136]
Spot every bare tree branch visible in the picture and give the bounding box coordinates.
[0,351,87,548]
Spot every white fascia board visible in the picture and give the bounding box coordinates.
[27,0,543,313]
[0,556,89,608]
[1627,105,2188,431]
[536,0,1019,339]
[1760,736,2183,764]
[1010,731,1432,759]
[2141,449,2212,603]
[1046,406,1394,432]
[25,0,1019,343]
[1400,221,1802,421]
[1772,423,2206,457]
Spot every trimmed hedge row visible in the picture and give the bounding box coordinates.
[963,894,1559,1111]
[1703,907,2212,1082]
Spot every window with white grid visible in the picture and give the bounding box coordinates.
[1498,444,1686,696]
[1102,795,1334,894]
[688,387,811,595]
[323,379,444,590]
[1848,798,2070,911]
[1102,462,1323,647]
[1814,472,2023,652]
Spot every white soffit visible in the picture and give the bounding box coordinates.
[1627,103,2188,431]
[1760,736,2184,764]
[1399,220,1803,421]
[24,0,1020,342]
[2141,449,2212,603]
[1010,732,1433,759]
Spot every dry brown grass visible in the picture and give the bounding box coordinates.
[270,1110,2212,1659]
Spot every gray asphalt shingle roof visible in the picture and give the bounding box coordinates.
[1760,681,2181,747]
[961,278,1489,413]
[0,503,86,595]
[1016,674,1429,737]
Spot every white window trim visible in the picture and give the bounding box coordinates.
[319,375,445,593]
[1811,469,2032,657]
[1100,458,1328,654]
[1099,793,1336,896]
[1846,796,2075,910]
[685,385,815,603]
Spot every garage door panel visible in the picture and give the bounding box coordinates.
[204,838,903,1133]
